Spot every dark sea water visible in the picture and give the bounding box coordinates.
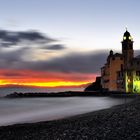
[0,96,133,126]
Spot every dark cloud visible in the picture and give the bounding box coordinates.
[42,44,66,50]
[3,45,140,74]
[0,49,108,73]
[0,30,56,47]
[0,47,28,69]
[29,51,108,73]
[5,49,139,74]
[0,47,27,61]
[18,31,46,41]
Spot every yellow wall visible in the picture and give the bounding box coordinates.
[109,57,123,91]
[101,55,124,91]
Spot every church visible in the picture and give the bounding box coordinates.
[101,30,140,93]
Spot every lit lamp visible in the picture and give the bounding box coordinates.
[127,79,131,83]
[123,36,126,40]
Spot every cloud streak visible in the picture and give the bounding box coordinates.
[28,51,108,73]
[0,49,108,73]
[0,29,56,47]
[42,44,66,50]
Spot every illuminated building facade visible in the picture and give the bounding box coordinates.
[101,30,140,93]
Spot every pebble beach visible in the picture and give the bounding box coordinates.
[0,96,139,140]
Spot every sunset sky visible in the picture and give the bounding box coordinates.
[0,0,140,88]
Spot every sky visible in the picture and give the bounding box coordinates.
[0,0,140,88]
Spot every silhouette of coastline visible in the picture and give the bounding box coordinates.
[6,91,108,98]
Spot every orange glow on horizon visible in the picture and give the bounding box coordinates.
[0,80,89,88]
[0,69,97,88]
[16,81,89,87]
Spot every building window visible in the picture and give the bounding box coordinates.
[127,71,131,76]
[104,80,109,83]
[121,64,123,70]
[118,72,120,77]
[112,57,115,60]
[123,46,127,50]
[136,71,140,76]
[129,46,132,49]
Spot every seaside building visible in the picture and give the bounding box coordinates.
[101,30,140,93]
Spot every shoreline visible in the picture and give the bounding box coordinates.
[0,97,139,140]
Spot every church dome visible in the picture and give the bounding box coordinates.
[124,30,130,37]
[123,29,132,41]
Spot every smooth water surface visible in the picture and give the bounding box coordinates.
[0,97,133,126]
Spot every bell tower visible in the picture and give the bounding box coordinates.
[122,29,134,69]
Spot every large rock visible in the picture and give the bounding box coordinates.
[84,77,102,91]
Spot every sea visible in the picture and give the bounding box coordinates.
[0,87,134,126]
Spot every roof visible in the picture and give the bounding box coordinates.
[124,30,130,37]
[113,53,123,57]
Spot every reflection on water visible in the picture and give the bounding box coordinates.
[0,97,133,126]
